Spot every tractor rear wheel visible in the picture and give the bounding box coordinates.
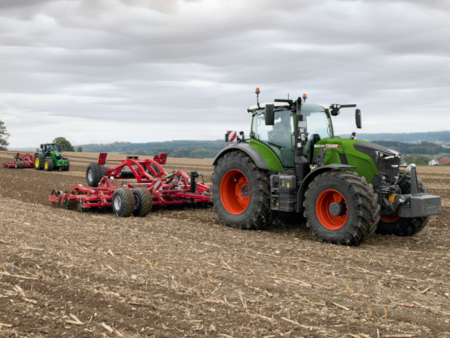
[86,163,107,187]
[376,171,429,236]
[303,170,380,245]
[132,188,152,217]
[34,154,44,170]
[44,157,54,171]
[112,188,134,217]
[212,151,273,230]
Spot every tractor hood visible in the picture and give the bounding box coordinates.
[353,141,401,183]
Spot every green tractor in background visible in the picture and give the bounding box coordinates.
[212,89,442,245]
[34,143,70,171]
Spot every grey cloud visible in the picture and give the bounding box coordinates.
[0,0,449,147]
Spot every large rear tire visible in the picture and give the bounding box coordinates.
[86,163,107,187]
[34,154,44,170]
[212,152,273,230]
[112,188,134,217]
[303,170,380,246]
[44,157,54,171]
[376,171,430,236]
[132,188,152,217]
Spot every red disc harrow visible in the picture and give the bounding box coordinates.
[49,153,212,217]
[2,153,35,169]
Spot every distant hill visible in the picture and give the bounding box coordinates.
[72,131,450,159]
[338,131,450,143]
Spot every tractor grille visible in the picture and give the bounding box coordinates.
[375,155,400,183]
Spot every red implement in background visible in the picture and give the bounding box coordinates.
[2,153,35,169]
[49,153,211,217]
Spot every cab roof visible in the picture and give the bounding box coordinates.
[247,102,329,112]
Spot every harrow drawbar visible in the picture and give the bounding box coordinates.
[2,153,35,169]
[49,153,212,217]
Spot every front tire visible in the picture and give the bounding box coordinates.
[303,170,380,246]
[62,158,70,171]
[376,171,430,236]
[212,151,273,230]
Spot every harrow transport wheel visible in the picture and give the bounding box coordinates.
[34,154,44,170]
[376,171,430,236]
[78,199,84,213]
[62,197,69,210]
[86,163,106,187]
[44,157,54,171]
[212,151,273,230]
[112,188,134,217]
[62,158,70,171]
[132,188,152,217]
[303,170,380,245]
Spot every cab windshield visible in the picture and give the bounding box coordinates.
[44,144,61,152]
[301,105,333,140]
[251,105,333,168]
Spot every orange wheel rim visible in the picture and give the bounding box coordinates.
[316,189,348,230]
[380,214,400,223]
[220,169,251,215]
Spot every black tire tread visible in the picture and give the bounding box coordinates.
[86,163,106,187]
[132,188,152,217]
[303,170,380,245]
[35,154,44,170]
[44,157,54,171]
[112,188,134,217]
[212,151,274,230]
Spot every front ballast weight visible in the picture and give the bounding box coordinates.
[49,153,212,216]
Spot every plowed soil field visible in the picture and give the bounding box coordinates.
[1,150,449,338]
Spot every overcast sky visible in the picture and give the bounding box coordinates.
[1,0,449,148]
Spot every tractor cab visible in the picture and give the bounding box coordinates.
[249,102,333,168]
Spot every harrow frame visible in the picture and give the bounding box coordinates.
[2,153,35,169]
[49,153,212,216]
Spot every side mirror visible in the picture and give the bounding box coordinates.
[265,104,274,125]
[355,109,362,129]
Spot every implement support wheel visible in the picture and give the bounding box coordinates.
[212,151,273,230]
[112,188,134,217]
[132,188,152,217]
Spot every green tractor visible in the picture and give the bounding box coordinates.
[212,90,442,245]
[34,143,70,171]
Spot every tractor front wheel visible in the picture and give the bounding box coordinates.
[62,158,70,171]
[376,171,429,236]
[112,188,134,217]
[303,170,380,245]
[212,151,273,230]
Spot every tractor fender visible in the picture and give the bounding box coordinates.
[296,164,355,213]
[213,143,269,170]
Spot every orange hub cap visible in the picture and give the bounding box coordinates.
[220,169,251,215]
[316,189,348,230]
[380,214,401,223]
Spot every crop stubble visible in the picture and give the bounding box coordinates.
[0,151,449,337]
